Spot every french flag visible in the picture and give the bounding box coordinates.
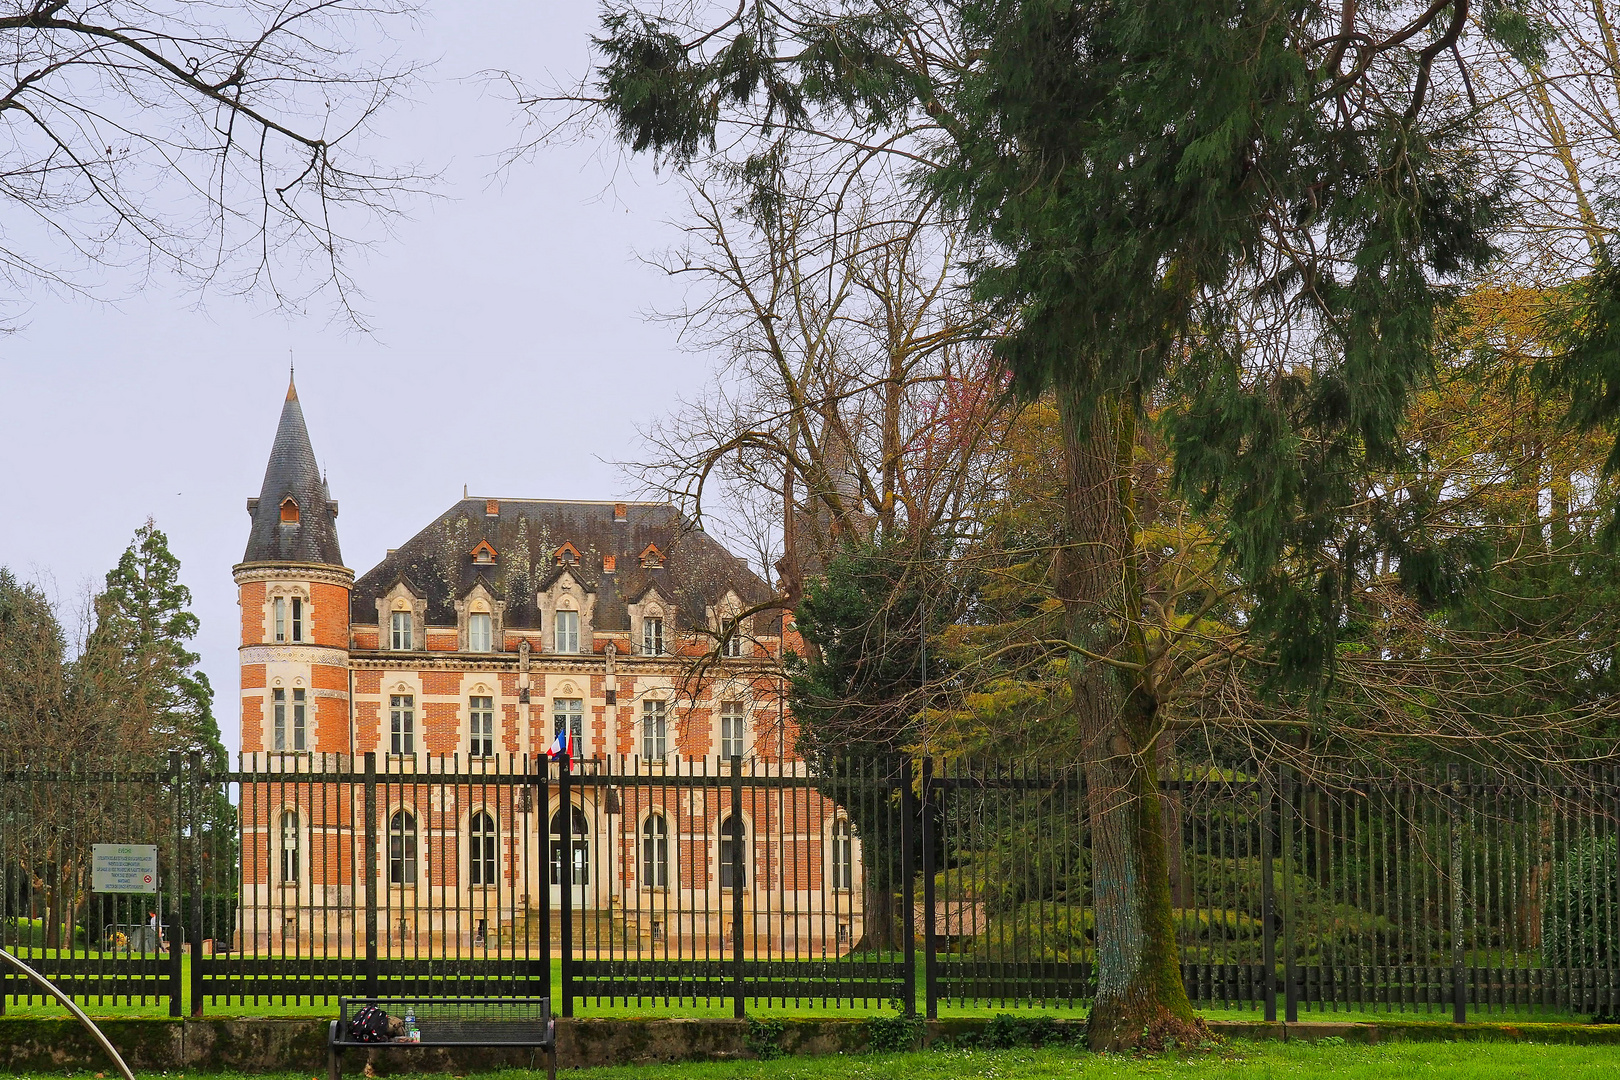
[547,727,577,761]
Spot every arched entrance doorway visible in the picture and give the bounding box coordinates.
[549,804,591,908]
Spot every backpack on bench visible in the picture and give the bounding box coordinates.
[348,1005,395,1043]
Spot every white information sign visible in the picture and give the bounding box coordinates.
[92,844,158,893]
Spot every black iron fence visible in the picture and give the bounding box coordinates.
[3,753,1619,1020]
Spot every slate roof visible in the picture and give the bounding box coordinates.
[242,379,343,567]
[350,499,779,634]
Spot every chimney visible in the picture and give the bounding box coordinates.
[602,555,616,573]
[613,502,628,522]
[486,499,500,517]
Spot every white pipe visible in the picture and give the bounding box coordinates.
[0,946,137,1080]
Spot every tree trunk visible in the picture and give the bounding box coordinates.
[855,880,899,952]
[1056,384,1204,1051]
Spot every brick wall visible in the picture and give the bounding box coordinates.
[309,582,349,648]
[239,581,266,644]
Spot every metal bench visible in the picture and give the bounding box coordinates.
[328,997,556,1080]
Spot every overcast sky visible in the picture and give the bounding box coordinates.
[0,1,710,757]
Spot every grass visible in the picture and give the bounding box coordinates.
[22,1040,1620,1079]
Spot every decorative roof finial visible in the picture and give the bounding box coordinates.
[287,349,298,402]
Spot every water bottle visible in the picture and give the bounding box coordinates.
[404,1005,417,1042]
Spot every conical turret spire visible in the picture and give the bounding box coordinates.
[243,379,343,566]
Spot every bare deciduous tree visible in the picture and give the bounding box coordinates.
[0,0,427,322]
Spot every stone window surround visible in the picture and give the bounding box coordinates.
[467,806,499,887]
[453,583,506,653]
[278,805,306,890]
[828,815,856,891]
[629,587,675,656]
[376,584,427,652]
[467,681,498,758]
[718,696,750,761]
[708,590,749,658]
[638,810,672,890]
[264,582,313,644]
[535,569,594,655]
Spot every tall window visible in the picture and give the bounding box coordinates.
[549,806,589,885]
[273,596,286,642]
[641,699,668,760]
[641,814,669,888]
[555,609,579,654]
[469,810,497,886]
[722,619,743,657]
[390,610,413,650]
[272,688,286,751]
[390,694,415,755]
[642,616,664,655]
[720,701,745,760]
[831,819,854,890]
[719,814,746,890]
[468,612,493,652]
[280,810,300,883]
[291,688,307,751]
[388,810,418,885]
[553,698,583,744]
[469,696,494,757]
[290,596,303,641]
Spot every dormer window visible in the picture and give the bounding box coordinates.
[643,616,665,656]
[469,612,493,652]
[471,540,498,565]
[280,497,299,524]
[555,609,580,654]
[640,544,664,569]
[723,621,744,658]
[390,610,413,651]
[554,542,580,566]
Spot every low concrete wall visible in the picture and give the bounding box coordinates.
[2,1015,1619,1073]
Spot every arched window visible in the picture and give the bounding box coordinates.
[280,810,300,884]
[389,810,418,885]
[549,805,590,886]
[719,814,747,890]
[469,810,497,886]
[641,814,669,888]
[831,819,854,891]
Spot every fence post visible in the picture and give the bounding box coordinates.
[901,758,917,1017]
[921,757,938,1020]
[1450,763,1466,1024]
[188,751,204,1017]
[560,752,574,1017]
[537,754,552,1004]
[168,751,183,1018]
[1260,764,1276,1023]
[363,752,378,1001]
[1281,764,1297,1023]
[731,754,745,1020]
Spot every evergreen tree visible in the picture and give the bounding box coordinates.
[96,518,225,768]
[0,568,68,754]
[574,0,1537,1047]
[789,540,944,949]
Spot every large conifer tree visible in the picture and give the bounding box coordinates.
[94,518,225,768]
[565,0,1569,1047]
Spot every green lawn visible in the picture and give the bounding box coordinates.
[25,1041,1620,1080]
